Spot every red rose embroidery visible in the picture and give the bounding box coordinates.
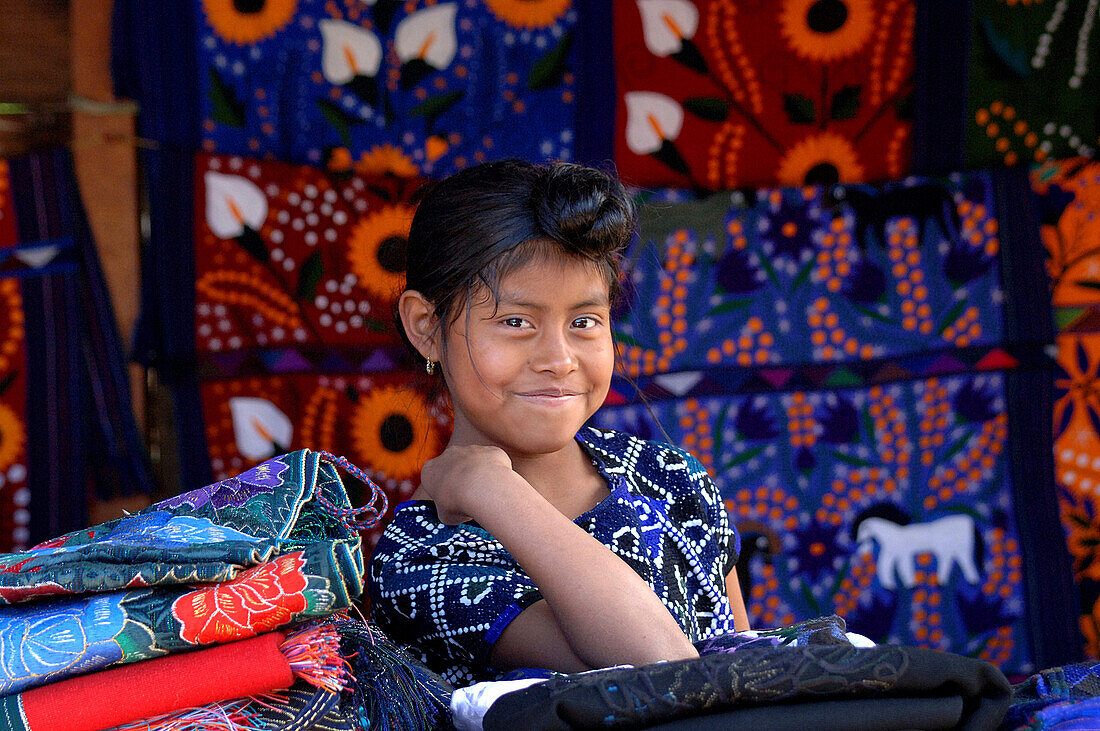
[172,551,309,645]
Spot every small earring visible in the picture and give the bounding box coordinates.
[425,358,435,375]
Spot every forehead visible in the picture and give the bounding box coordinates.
[473,254,610,311]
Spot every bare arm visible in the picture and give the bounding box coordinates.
[726,570,751,631]
[421,445,699,673]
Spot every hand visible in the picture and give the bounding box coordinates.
[417,444,527,524]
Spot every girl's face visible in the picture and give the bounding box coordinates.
[440,253,615,459]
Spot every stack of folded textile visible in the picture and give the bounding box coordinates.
[0,449,451,731]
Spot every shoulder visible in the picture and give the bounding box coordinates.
[578,426,711,494]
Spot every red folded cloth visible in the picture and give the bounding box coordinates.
[7,625,344,731]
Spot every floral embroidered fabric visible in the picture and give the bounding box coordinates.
[0,449,368,695]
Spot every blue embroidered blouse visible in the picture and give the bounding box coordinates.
[367,426,740,686]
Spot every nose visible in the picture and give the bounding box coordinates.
[531,327,578,375]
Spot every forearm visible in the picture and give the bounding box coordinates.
[475,478,698,670]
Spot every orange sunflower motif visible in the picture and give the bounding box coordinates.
[201,0,298,45]
[346,204,417,300]
[778,0,875,63]
[354,144,419,178]
[351,385,441,482]
[483,0,572,29]
[777,132,866,187]
[0,403,25,474]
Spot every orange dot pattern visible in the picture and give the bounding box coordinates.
[974,101,1046,166]
[977,527,1022,666]
[301,386,339,454]
[909,557,949,651]
[785,392,818,452]
[0,280,25,374]
[808,296,876,361]
[704,2,762,115]
[679,398,716,474]
[888,218,934,336]
[196,271,304,330]
[707,314,774,366]
[619,233,694,377]
[748,562,797,628]
[832,550,877,617]
[870,385,914,476]
[726,486,800,534]
[924,413,1007,510]
[706,122,746,191]
[817,466,899,528]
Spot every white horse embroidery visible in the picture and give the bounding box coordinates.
[856,515,981,590]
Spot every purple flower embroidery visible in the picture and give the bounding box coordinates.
[159,457,290,511]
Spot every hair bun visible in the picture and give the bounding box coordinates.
[532,163,635,256]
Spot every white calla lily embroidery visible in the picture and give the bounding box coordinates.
[229,397,293,460]
[319,19,383,84]
[624,91,684,155]
[205,171,267,239]
[394,3,458,69]
[637,0,698,57]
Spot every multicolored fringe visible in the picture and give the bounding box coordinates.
[109,701,265,731]
[281,623,350,694]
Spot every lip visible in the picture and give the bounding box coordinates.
[516,389,583,401]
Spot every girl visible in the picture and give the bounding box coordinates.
[368,159,749,687]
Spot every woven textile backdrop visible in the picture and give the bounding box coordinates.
[182,153,451,548]
[593,168,1075,675]
[1034,158,1100,660]
[612,0,915,190]
[195,0,583,176]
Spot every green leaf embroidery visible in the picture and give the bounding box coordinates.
[683,97,731,122]
[297,250,324,301]
[209,67,246,128]
[528,31,573,90]
[936,299,969,336]
[318,99,360,149]
[707,298,754,316]
[408,90,465,121]
[721,445,766,472]
[829,85,861,121]
[782,94,816,124]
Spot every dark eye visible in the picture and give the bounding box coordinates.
[503,317,525,328]
[573,317,597,328]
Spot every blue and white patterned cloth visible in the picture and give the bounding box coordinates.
[368,426,740,686]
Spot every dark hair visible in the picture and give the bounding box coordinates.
[397,159,636,361]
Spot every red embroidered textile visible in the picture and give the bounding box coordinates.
[17,632,292,731]
[613,0,915,190]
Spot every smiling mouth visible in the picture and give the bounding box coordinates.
[516,391,582,401]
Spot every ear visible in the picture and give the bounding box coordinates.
[398,289,441,361]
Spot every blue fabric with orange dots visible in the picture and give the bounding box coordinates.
[194,0,581,177]
[593,167,1079,675]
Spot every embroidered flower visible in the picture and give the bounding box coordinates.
[351,385,440,482]
[159,457,287,511]
[791,518,846,581]
[0,594,127,694]
[347,204,416,300]
[354,144,419,178]
[484,0,571,29]
[778,0,875,63]
[0,403,25,473]
[777,132,866,187]
[172,551,309,645]
[201,0,298,45]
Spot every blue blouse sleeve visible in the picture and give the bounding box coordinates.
[368,503,542,684]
